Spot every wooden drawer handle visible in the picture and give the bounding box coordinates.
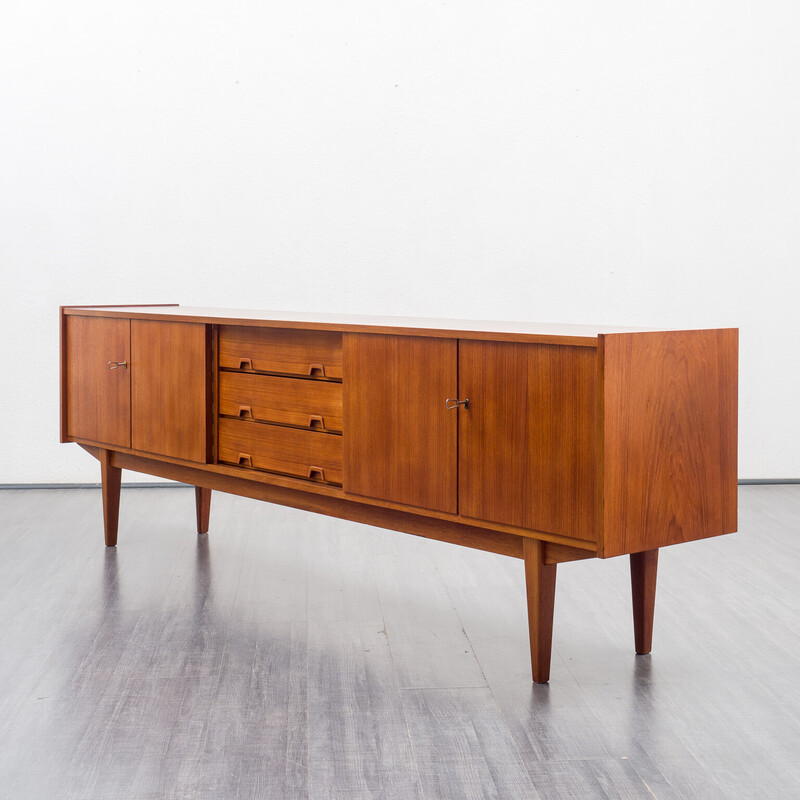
[237,405,253,419]
[237,453,253,468]
[307,415,325,430]
[238,358,253,370]
[307,466,325,481]
[308,363,326,377]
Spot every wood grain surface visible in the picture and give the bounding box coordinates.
[523,537,557,683]
[219,326,343,379]
[99,448,121,547]
[343,334,458,513]
[630,548,658,654]
[65,315,131,448]
[218,418,343,485]
[458,341,597,542]
[600,328,738,557]
[67,432,598,552]
[110,450,524,558]
[195,486,211,534]
[130,320,209,463]
[219,371,343,432]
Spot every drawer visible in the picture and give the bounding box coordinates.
[218,418,343,484]
[219,372,343,432]
[219,326,342,379]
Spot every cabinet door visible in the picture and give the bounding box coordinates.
[343,334,457,513]
[458,341,597,541]
[65,315,131,447]
[131,320,209,462]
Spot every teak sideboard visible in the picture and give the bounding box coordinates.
[59,305,738,683]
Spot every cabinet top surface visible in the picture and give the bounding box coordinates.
[62,305,725,345]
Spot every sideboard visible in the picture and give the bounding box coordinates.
[59,305,738,682]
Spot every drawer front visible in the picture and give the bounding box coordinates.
[218,418,343,484]
[219,326,342,379]
[219,372,343,432]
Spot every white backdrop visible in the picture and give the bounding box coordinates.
[1,1,797,483]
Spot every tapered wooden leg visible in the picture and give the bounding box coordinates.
[195,486,211,534]
[630,548,658,654]
[524,538,557,683]
[100,449,121,548]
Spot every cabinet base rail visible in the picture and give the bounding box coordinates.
[91,446,657,684]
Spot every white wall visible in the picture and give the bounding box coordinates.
[1,1,797,483]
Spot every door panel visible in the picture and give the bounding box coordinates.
[343,334,457,513]
[131,320,209,462]
[66,315,131,447]
[459,341,597,542]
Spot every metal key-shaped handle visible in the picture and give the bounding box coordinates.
[445,398,469,410]
[107,360,128,370]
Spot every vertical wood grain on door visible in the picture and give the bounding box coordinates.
[343,334,457,513]
[600,328,738,557]
[66,315,131,447]
[458,341,597,542]
[131,320,209,463]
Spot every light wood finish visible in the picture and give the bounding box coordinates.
[219,326,342,379]
[523,538,557,683]
[600,328,738,557]
[61,305,740,684]
[63,304,653,345]
[459,341,596,541]
[195,486,211,534]
[219,371,343,432]
[630,548,658,654]
[218,418,343,485]
[99,449,121,547]
[65,315,131,448]
[130,320,209,463]
[343,334,458,513]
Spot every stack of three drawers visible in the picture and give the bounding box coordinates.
[217,326,343,485]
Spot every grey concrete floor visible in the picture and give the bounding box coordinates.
[0,484,798,799]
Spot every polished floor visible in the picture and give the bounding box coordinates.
[0,484,797,799]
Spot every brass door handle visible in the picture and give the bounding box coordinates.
[445,398,469,410]
[107,361,128,370]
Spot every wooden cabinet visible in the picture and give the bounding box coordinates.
[216,325,343,484]
[62,312,209,462]
[60,305,738,684]
[343,336,597,539]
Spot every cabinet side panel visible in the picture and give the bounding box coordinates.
[342,334,457,513]
[459,341,597,543]
[65,315,131,448]
[131,320,208,463]
[601,329,738,558]
[60,308,68,442]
